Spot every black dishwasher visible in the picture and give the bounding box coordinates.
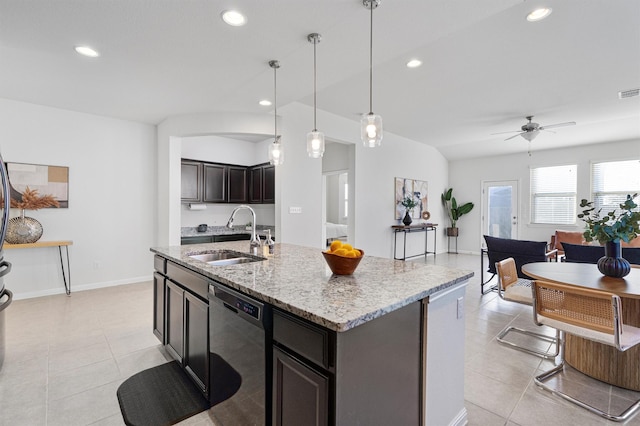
[209,282,271,425]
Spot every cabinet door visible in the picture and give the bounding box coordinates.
[248,166,263,204]
[203,164,227,203]
[181,235,214,245]
[153,272,166,344]
[181,160,202,202]
[228,166,248,203]
[165,281,185,363]
[273,347,329,426]
[184,292,209,395]
[263,165,275,204]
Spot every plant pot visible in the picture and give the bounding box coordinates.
[446,227,459,237]
[597,240,630,278]
[402,211,413,226]
[5,210,43,244]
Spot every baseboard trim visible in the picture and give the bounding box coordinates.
[12,275,152,300]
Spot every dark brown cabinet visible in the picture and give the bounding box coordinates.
[249,163,275,204]
[203,164,226,203]
[273,347,329,426]
[184,291,209,394]
[165,280,185,363]
[155,257,211,397]
[181,160,202,202]
[182,158,272,204]
[153,272,165,343]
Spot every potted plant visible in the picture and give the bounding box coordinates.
[401,195,418,226]
[578,193,640,278]
[441,188,474,237]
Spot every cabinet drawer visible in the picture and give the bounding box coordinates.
[273,310,330,369]
[166,261,209,301]
[154,255,166,275]
[181,236,214,245]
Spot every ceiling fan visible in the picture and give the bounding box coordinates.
[492,116,576,142]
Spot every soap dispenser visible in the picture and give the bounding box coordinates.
[266,229,275,255]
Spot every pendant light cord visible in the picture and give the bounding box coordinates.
[313,38,318,131]
[272,61,278,141]
[369,1,374,115]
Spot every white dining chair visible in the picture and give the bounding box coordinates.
[532,280,640,422]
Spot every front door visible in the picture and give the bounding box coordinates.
[481,180,518,246]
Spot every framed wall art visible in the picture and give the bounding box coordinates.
[394,177,428,220]
[6,162,69,208]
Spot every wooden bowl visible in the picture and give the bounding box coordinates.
[322,249,364,275]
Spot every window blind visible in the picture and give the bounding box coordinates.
[591,160,640,213]
[530,164,577,224]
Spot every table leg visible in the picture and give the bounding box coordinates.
[58,245,71,296]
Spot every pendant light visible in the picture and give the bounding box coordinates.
[306,33,325,158]
[268,60,284,165]
[361,0,383,148]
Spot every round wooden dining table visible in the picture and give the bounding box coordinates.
[522,262,640,391]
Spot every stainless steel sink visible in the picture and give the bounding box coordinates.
[188,250,263,266]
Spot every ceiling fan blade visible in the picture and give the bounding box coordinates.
[504,133,523,141]
[490,130,521,135]
[539,121,576,130]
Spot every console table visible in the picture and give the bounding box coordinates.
[5,240,73,295]
[391,224,437,261]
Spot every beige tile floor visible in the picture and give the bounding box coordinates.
[1,253,639,425]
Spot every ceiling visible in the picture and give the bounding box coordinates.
[1,0,638,161]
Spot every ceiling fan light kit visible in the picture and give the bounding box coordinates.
[493,115,576,142]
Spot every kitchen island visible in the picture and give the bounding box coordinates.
[151,241,473,426]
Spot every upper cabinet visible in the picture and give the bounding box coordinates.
[181,160,202,203]
[182,159,271,204]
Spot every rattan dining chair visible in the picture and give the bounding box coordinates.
[532,280,640,422]
[495,258,558,359]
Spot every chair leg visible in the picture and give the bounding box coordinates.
[497,325,559,359]
[534,332,640,422]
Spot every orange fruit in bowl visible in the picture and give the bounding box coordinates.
[345,250,358,258]
[329,240,343,252]
[333,248,348,256]
[342,243,353,251]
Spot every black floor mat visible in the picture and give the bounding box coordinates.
[117,361,211,426]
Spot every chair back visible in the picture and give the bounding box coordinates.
[484,235,548,278]
[496,258,518,290]
[561,243,604,264]
[533,280,617,335]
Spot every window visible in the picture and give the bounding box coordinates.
[530,164,577,224]
[591,159,640,213]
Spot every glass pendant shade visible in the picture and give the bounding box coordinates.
[269,138,284,166]
[306,130,325,158]
[361,113,383,147]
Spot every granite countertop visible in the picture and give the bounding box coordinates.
[150,241,473,332]
[181,225,275,238]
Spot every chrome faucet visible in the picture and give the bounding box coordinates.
[226,205,261,255]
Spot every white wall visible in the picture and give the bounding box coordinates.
[448,138,640,253]
[0,98,157,299]
[277,102,450,257]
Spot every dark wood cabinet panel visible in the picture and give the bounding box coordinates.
[273,346,329,426]
[227,166,247,203]
[181,161,202,202]
[184,291,209,395]
[165,280,185,363]
[203,164,226,203]
[263,165,275,203]
[248,166,263,204]
[153,272,166,344]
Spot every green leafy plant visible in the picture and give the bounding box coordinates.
[577,194,640,245]
[401,195,418,212]
[441,188,474,228]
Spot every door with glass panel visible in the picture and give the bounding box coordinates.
[481,181,518,246]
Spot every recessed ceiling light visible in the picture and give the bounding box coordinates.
[74,45,99,57]
[259,100,272,106]
[406,59,422,68]
[526,7,552,22]
[221,10,246,26]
